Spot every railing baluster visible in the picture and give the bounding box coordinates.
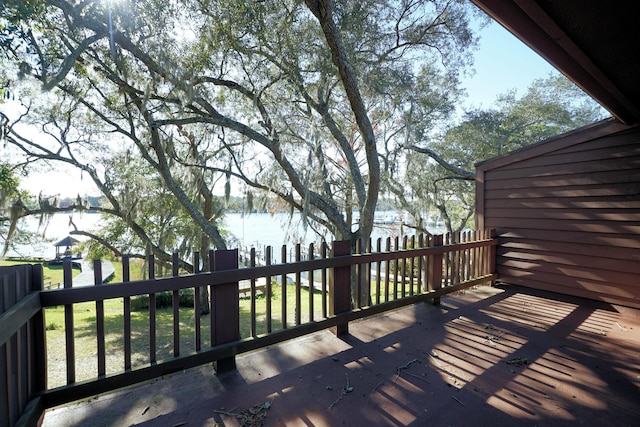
[356,238,362,309]
[281,245,287,329]
[308,243,314,322]
[443,233,450,287]
[172,253,180,357]
[385,237,391,302]
[423,234,432,293]
[94,260,105,377]
[148,255,156,365]
[467,231,472,279]
[208,250,215,348]
[193,252,201,352]
[455,231,461,285]
[321,242,328,318]
[375,238,381,305]
[122,256,132,371]
[295,244,301,326]
[63,260,75,385]
[366,238,372,307]
[429,235,444,305]
[417,234,424,293]
[401,236,408,298]
[409,235,416,296]
[265,246,272,333]
[250,247,257,338]
[393,236,399,300]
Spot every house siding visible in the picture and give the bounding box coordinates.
[476,119,640,308]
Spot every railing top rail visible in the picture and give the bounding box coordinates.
[40,235,497,307]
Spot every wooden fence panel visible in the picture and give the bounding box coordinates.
[1,264,44,427]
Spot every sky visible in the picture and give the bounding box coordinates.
[460,21,558,109]
[17,20,562,198]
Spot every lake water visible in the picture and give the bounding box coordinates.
[4,211,445,260]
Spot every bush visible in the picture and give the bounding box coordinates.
[131,289,195,312]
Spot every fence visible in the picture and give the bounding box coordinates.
[1,229,496,427]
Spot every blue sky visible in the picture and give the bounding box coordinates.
[460,21,559,109]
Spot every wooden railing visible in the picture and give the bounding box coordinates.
[1,229,496,427]
[0,264,46,427]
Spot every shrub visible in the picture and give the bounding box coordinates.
[131,289,195,312]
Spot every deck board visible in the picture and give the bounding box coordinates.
[42,284,640,426]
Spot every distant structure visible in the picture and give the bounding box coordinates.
[52,236,81,262]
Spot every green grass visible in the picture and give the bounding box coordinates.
[43,281,329,388]
[107,259,146,282]
[0,259,82,288]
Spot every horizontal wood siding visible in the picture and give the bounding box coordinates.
[477,120,640,308]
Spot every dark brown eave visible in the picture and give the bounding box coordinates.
[471,0,640,125]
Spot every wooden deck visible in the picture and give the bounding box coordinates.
[42,284,640,426]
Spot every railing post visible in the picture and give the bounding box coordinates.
[428,234,444,306]
[94,260,106,378]
[63,260,75,385]
[212,249,239,373]
[330,240,351,336]
[489,228,497,285]
[32,263,47,396]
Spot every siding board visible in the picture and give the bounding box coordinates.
[500,229,640,250]
[485,183,640,199]
[497,247,639,276]
[486,155,640,181]
[499,270,640,305]
[484,168,640,190]
[477,120,640,308]
[486,217,640,234]
[485,207,640,222]
[499,238,640,262]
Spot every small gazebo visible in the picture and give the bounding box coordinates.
[53,236,80,260]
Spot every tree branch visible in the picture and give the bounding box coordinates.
[406,144,475,180]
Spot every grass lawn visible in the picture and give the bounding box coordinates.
[44,282,329,388]
[0,259,83,289]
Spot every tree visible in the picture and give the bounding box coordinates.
[402,74,607,234]
[1,0,479,246]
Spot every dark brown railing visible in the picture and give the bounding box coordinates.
[0,229,496,427]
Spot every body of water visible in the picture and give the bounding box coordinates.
[225,211,446,262]
[3,211,445,260]
[3,212,102,259]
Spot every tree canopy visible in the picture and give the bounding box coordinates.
[0,0,607,269]
[402,74,606,233]
[1,0,482,260]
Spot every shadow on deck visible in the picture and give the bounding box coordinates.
[42,284,640,426]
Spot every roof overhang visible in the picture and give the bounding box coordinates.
[471,0,640,125]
